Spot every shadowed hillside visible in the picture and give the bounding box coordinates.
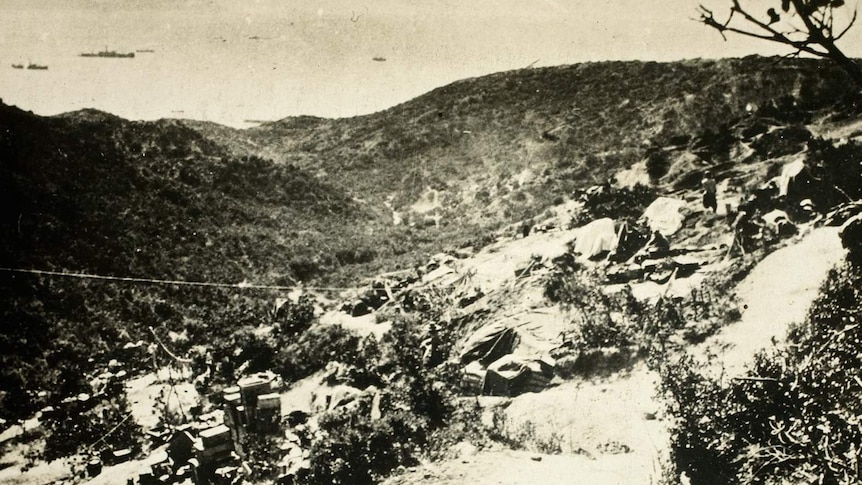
[0,105,371,284]
[0,103,374,423]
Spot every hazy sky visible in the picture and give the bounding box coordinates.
[1,0,860,125]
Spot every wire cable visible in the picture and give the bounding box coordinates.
[0,266,351,291]
[0,266,460,292]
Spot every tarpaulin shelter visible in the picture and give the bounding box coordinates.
[482,355,554,397]
[459,325,520,366]
[574,218,618,259]
[642,197,686,236]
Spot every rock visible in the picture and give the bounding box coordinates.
[451,441,478,458]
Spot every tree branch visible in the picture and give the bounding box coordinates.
[698,0,862,88]
[790,0,829,41]
[834,7,858,40]
[708,1,834,57]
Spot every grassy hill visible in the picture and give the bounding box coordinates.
[0,103,373,420]
[197,56,859,227]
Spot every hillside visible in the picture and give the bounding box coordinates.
[2,55,862,485]
[0,104,370,284]
[192,57,860,226]
[4,56,859,286]
[0,102,373,425]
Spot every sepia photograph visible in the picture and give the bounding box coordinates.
[2,1,862,484]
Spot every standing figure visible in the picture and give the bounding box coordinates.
[702,170,718,212]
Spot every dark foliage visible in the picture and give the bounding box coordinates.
[660,261,862,484]
[302,408,427,485]
[40,380,142,462]
[545,268,685,352]
[804,138,862,208]
[571,184,658,228]
[274,324,380,387]
[645,149,671,180]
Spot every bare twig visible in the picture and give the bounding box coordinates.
[834,8,858,40]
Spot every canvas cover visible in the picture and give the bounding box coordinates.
[642,197,686,235]
[482,354,554,397]
[459,325,520,366]
[574,218,618,258]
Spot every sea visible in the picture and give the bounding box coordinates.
[3,0,858,128]
[0,1,516,128]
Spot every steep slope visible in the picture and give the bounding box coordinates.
[0,104,367,284]
[0,103,372,422]
[201,56,860,228]
[696,226,845,378]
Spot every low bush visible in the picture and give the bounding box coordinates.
[274,324,379,386]
[301,408,428,485]
[545,269,684,353]
[570,184,657,227]
[659,260,862,484]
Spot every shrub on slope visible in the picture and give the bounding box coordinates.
[660,260,862,484]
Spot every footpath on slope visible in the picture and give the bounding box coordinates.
[695,226,845,379]
[387,226,846,485]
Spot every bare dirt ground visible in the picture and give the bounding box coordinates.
[126,367,199,430]
[695,226,844,379]
[388,448,658,485]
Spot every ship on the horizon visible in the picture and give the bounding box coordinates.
[80,47,134,58]
[11,63,23,69]
[26,63,48,70]
[136,49,155,53]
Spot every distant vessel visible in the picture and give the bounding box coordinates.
[80,47,134,58]
[372,57,387,62]
[11,64,23,69]
[136,49,155,53]
[27,63,48,70]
